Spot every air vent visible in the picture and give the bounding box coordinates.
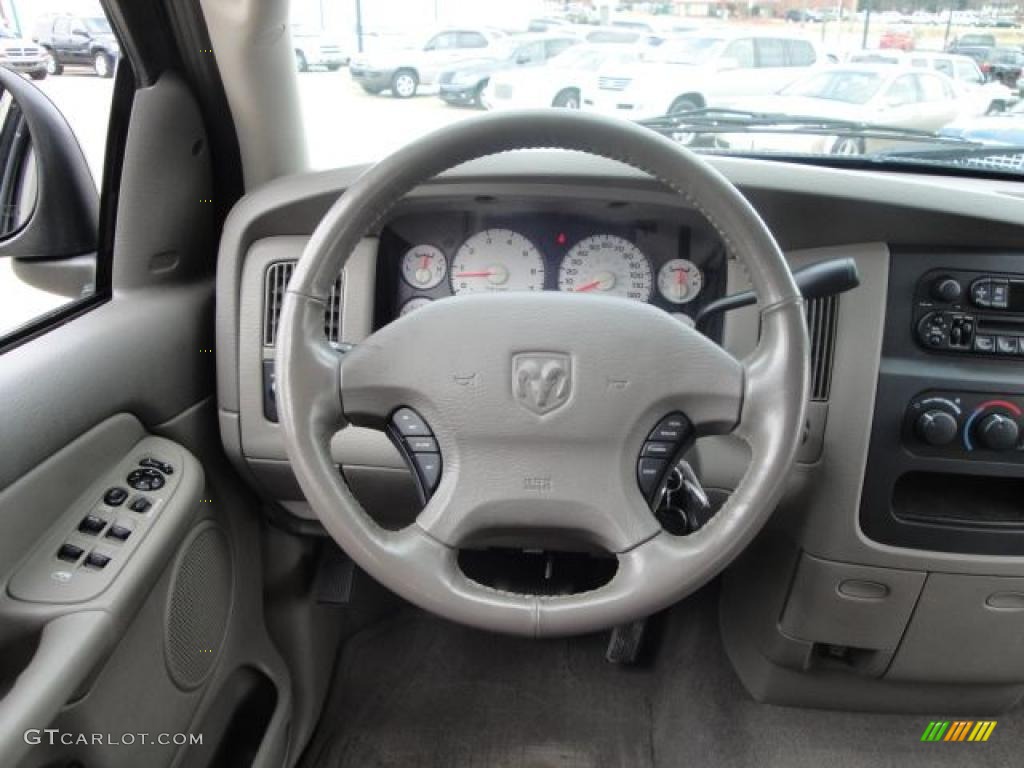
[806,295,839,402]
[263,261,343,347]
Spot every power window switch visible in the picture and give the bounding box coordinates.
[103,487,129,506]
[105,524,132,542]
[57,543,84,563]
[84,552,111,569]
[129,497,152,513]
[78,514,107,535]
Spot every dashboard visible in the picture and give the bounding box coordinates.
[374,197,728,333]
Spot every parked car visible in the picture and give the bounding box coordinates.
[0,27,47,80]
[948,32,997,52]
[727,65,963,154]
[785,9,823,23]
[981,47,1024,89]
[879,27,916,52]
[484,43,646,111]
[849,50,1016,114]
[32,14,120,78]
[939,99,1024,143]
[291,26,347,72]
[349,28,507,98]
[582,30,823,120]
[438,34,580,108]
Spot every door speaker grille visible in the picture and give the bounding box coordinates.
[165,523,233,691]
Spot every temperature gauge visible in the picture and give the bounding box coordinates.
[401,245,447,290]
[658,259,703,305]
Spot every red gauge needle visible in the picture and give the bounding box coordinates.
[419,255,431,269]
[575,279,603,293]
[676,269,687,285]
[455,271,494,278]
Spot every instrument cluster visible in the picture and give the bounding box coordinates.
[377,202,727,330]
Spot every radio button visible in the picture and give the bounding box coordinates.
[971,278,993,308]
[992,280,1010,309]
[974,335,995,353]
[997,336,1019,355]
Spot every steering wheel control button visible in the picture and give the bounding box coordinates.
[413,453,443,492]
[392,408,431,437]
[406,435,439,454]
[641,441,676,459]
[127,468,165,492]
[84,552,111,570]
[649,413,692,443]
[129,496,152,514]
[57,543,84,563]
[638,458,669,499]
[139,457,174,475]
[105,524,132,542]
[78,514,107,536]
[103,487,129,507]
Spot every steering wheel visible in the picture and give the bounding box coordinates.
[276,110,809,638]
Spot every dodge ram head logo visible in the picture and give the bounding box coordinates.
[513,353,572,415]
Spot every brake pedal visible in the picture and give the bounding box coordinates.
[606,618,647,665]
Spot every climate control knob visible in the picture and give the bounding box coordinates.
[976,413,1020,452]
[915,409,959,447]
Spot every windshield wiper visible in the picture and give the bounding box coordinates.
[639,107,978,146]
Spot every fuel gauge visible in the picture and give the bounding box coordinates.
[658,259,703,305]
[401,245,447,290]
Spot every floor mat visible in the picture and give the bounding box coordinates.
[301,610,656,768]
[302,593,1024,768]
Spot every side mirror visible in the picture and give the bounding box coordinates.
[715,57,740,72]
[516,53,531,65]
[0,67,98,295]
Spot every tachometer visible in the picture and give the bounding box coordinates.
[657,259,703,304]
[399,297,433,316]
[557,235,652,301]
[401,244,447,290]
[451,229,545,294]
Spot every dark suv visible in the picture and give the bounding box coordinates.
[33,15,120,78]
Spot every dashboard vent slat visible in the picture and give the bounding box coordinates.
[263,261,343,347]
[806,295,839,402]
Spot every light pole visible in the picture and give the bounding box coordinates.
[355,0,363,53]
[861,0,872,49]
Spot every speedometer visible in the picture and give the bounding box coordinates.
[557,235,652,301]
[451,229,545,294]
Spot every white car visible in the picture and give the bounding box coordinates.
[291,26,347,72]
[350,28,507,98]
[723,64,964,155]
[848,50,1017,115]
[484,44,646,111]
[582,29,825,120]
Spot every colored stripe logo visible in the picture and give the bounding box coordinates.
[921,721,996,742]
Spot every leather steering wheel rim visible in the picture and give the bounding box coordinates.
[276,110,809,638]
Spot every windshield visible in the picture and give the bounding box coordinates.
[84,17,112,35]
[646,36,723,65]
[781,71,885,104]
[294,4,1024,177]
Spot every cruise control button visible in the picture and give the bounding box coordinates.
[57,543,84,562]
[412,453,442,491]
[392,408,431,437]
[641,441,676,458]
[106,525,132,542]
[649,413,691,443]
[129,497,152,513]
[103,487,128,506]
[78,514,106,535]
[405,436,439,454]
[84,552,111,569]
[637,458,668,499]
